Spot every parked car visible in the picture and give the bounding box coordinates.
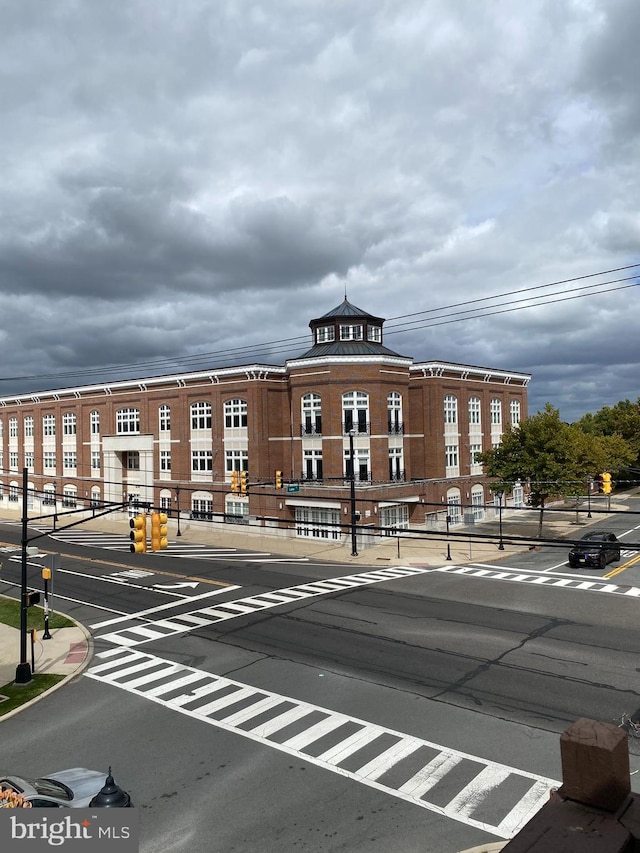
[0,768,107,808]
[568,532,621,569]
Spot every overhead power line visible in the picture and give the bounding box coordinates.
[1,262,638,385]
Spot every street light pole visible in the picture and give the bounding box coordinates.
[445,511,452,561]
[497,490,505,550]
[348,430,358,557]
[175,485,182,537]
[587,477,592,518]
[15,467,32,684]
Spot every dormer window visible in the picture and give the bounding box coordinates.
[340,324,363,341]
[316,325,335,344]
[367,326,381,343]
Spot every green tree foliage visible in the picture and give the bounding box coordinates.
[575,398,640,462]
[478,404,634,536]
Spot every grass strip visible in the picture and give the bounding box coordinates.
[0,674,66,717]
[0,596,74,631]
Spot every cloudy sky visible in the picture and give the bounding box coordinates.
[1,0,639,421]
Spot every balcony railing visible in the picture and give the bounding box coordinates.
[301,424,322,436]
[342,421,370,435]
[388,421,404,435]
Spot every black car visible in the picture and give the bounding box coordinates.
[568,532,621,569]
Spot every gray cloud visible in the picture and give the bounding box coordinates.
[0,0,639,419]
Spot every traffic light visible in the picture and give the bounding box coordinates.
[151,511,169,551]
[129,514,147,553]
[240,471,248,494]
[231,470,240,493]
[602,472,612,495]
[275,470,283,489]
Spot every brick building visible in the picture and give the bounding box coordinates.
[0,298,529,545]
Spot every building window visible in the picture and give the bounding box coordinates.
[225,499,249,524]
[9,451,19,471]
[302,394,322,435]
[191,401,212,430]
[43,415,56,436]
[91,411,100,434]
[471,487,485,521]
[224,399,247,429]
[380,504,409,534]
[90,487,101,507]
[444,395,458,425]
[510,400,521,427]
[490,398,502,425]
[91,451,101,471]
[447,491,462,524]
[367,326,382,343]
[116,408,140,434]
[387,392,403,434]
[43,486,56,506]
[9,418,18,438]
[43,452,56,470]
[303,449,323,480]
[192,498,213,519]
[445,444,459,470]
[389,447,404,481]
[345,447,370,482]
[470,443,482,470]
[125,451,140,470]
[63,451,77,470]
[342,391,369,434]
[24,416,34,438]
[62,486,77,508]
[63,413,77,435]
[295,507,341,541]
[160,450,172,472]
[225,449,248,475]
[316,325,335,344]
[340,324,363,341]
[159,405,171,432]
[468,397,481,425]
[24,451,34,471]
[9,484,20,503]
[192,450,213,472]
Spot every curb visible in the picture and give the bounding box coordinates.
[0,619,94,723]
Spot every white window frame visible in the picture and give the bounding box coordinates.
[191,402,212,430]
[63,413,77,435]
[159,405,171,432]
[224,399,247,429]
[116,408,140,434]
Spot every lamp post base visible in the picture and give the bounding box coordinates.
[14,662,32,685]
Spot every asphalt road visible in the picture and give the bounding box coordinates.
[2,506,640,853]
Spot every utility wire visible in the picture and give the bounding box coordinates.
[1,263,638,385]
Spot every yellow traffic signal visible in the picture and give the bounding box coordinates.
[602,472,612,494]
[129,514,147,553]
[231,470,240,493]
[275,470,283,489]
[151,511,169,551]
[240,471,248,494]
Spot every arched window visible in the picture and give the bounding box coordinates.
[444,395,458,425]
[159,404,171,432]
[387,392,403,434]
[342,391,369,434]
[224,399,247,428]
[302,394,322,435]
[191,401,212,430]
[90,411,100,435]
[468,397,481,426]
[490,398,502,425]
[510,400,521,427]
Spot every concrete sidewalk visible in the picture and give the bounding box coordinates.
[0,622,91,714]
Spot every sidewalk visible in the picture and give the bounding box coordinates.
[0,622,91,715]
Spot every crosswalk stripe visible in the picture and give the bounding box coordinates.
[85,647,558,837]
[96,565,433,647]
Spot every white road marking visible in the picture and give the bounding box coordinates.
[86,646,558,839]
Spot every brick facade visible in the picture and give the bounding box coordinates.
[0,299,529,541]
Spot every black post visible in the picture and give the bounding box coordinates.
[175,485,182,537]
[42,569,52,640]
[445,512,452,561]
[498,490,505,550]
[349,430,358,557]
[587,478,592,518]
[15,468,31,684]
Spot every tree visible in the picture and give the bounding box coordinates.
[478,404,634,537]
[575,397,640,468]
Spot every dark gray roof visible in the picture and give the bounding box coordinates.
[315,298,382,323]
[297,340,404,359]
